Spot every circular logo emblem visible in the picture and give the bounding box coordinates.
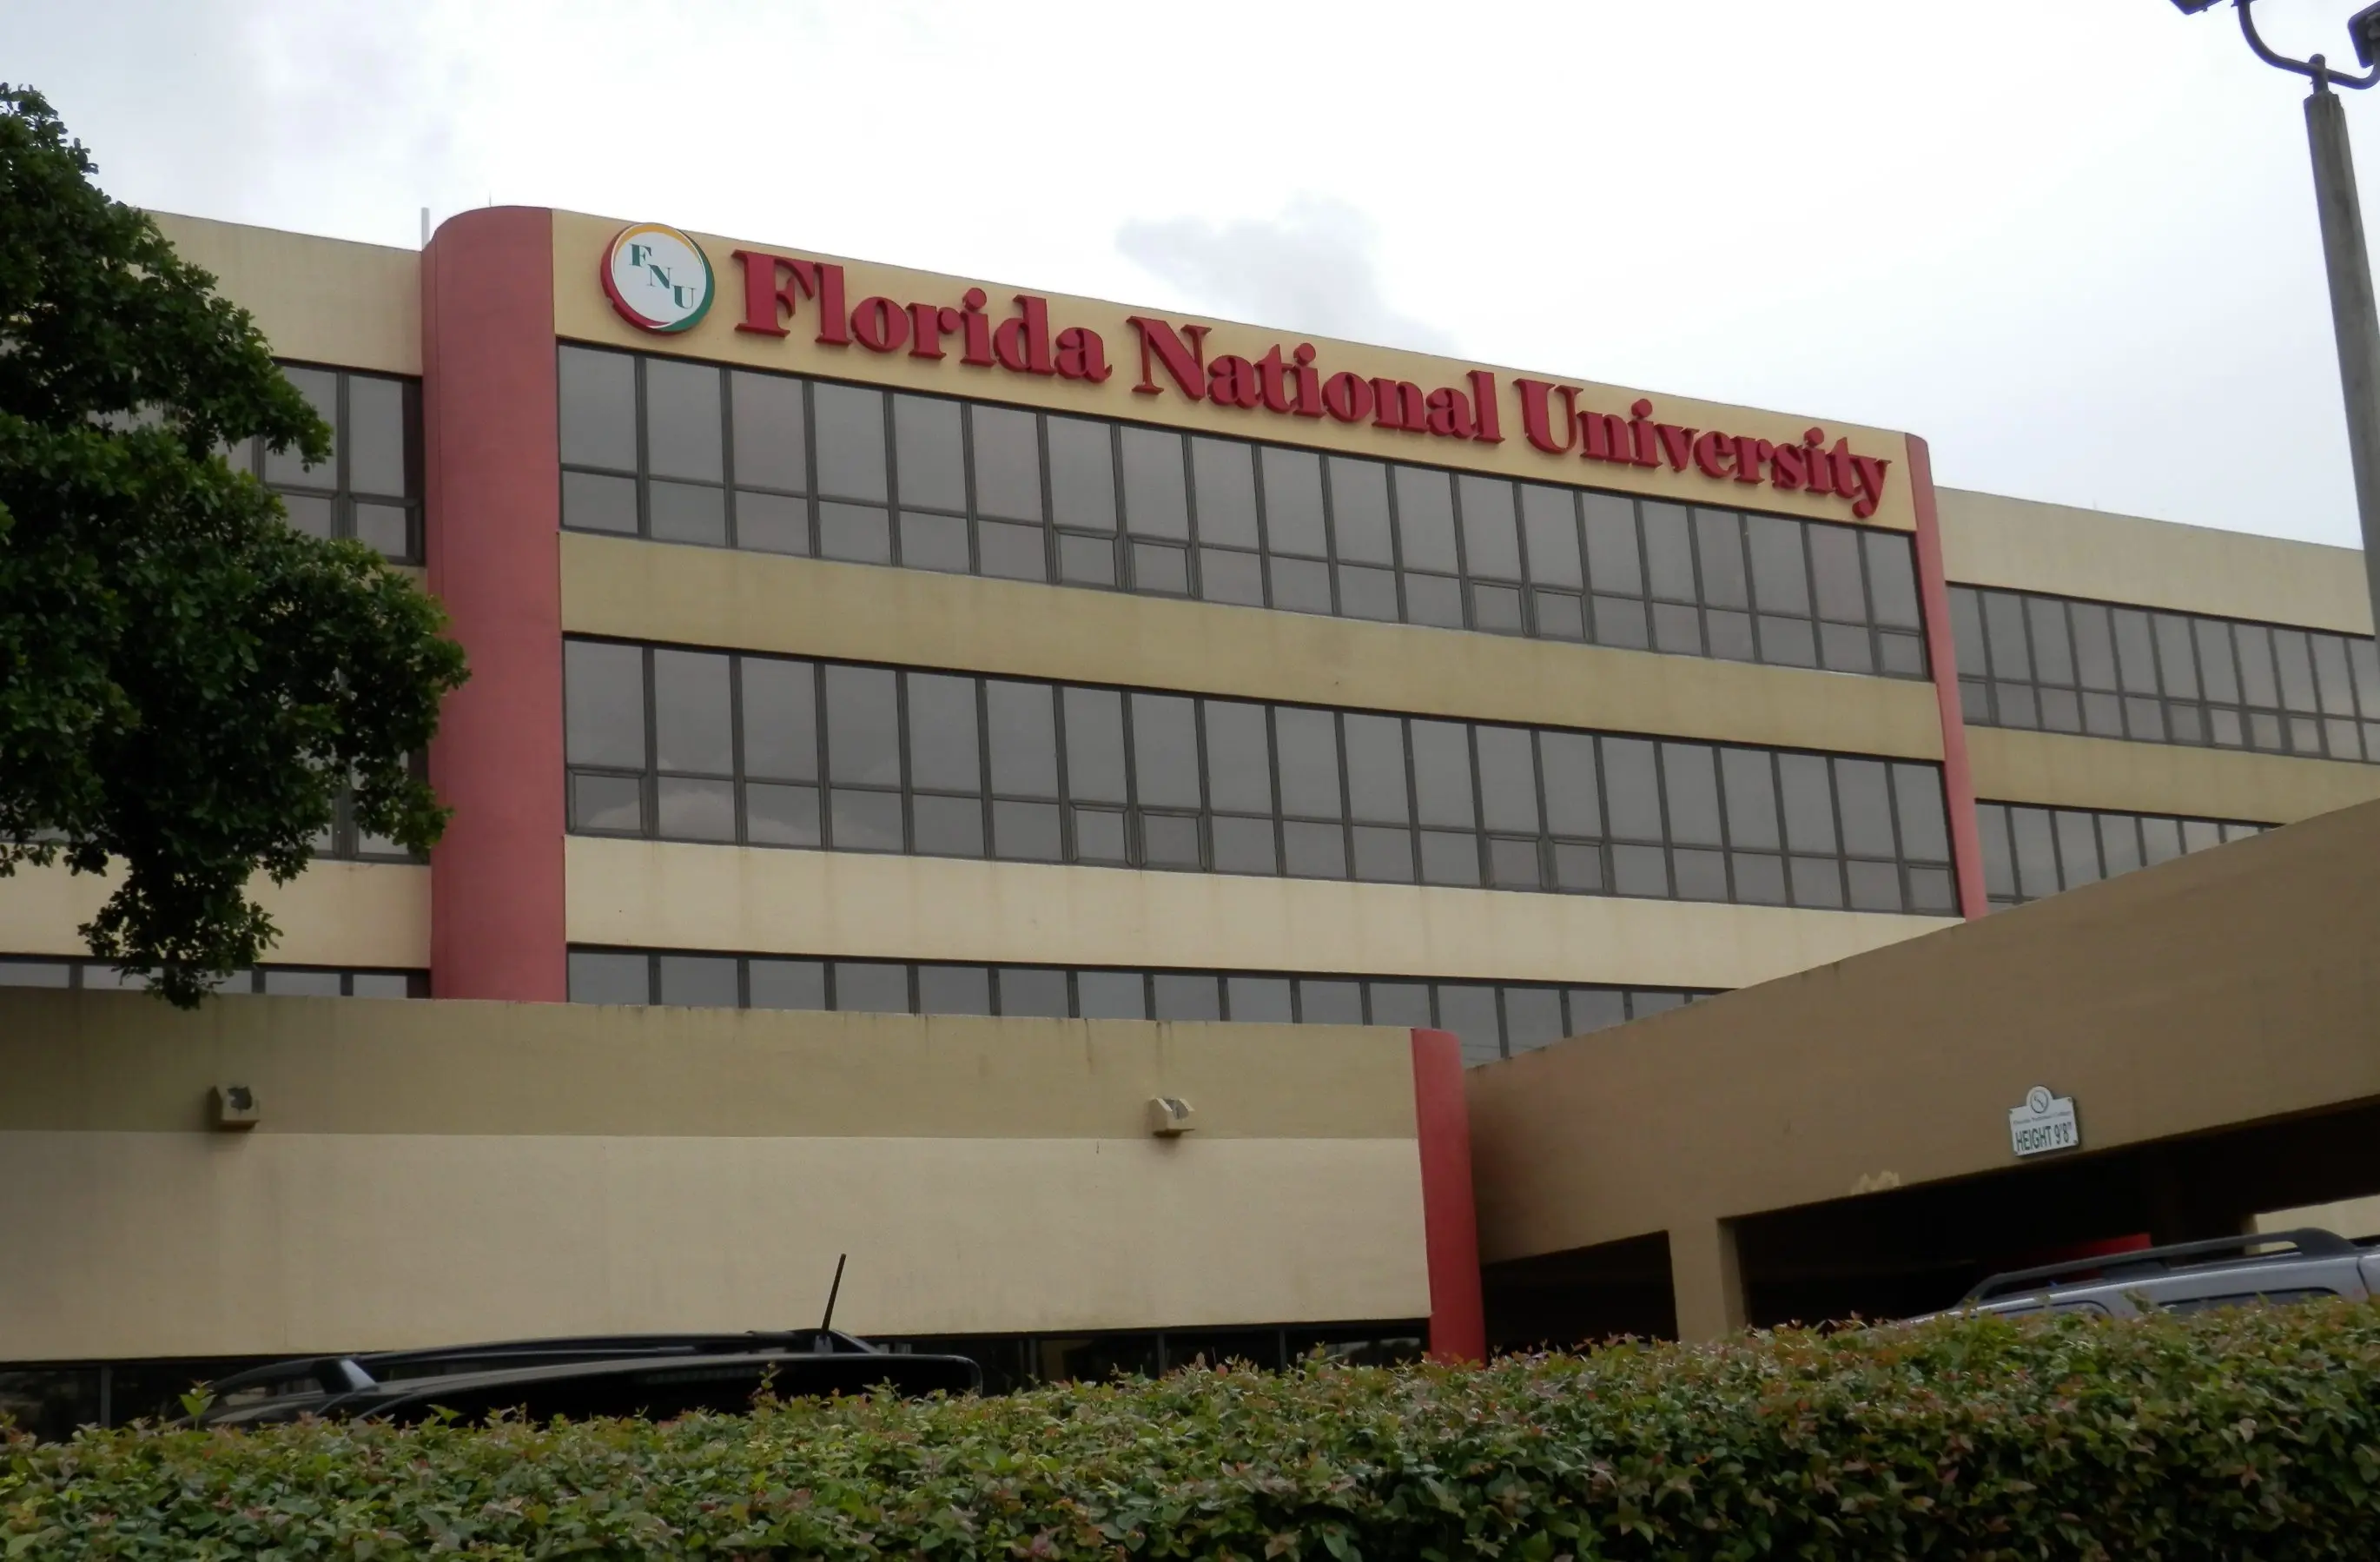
[602,222,714,334]
[2025,1086,2053,1115]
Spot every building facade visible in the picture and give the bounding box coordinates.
[3,207,2377,1432]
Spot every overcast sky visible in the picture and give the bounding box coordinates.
[10,0,2380,551]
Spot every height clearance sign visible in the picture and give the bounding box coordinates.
[598,222,1898,524]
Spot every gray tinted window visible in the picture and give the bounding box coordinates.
[971,405,1041,521]
[1457,476,1520,579]
[987,680,1059,796]
[645,357,723,482]
[1261,447,1327,555]
[894,395,966,512]
[1520,486,1582,587]
[1062,688,1127,802]
[1131,693,1201,809]
[559,347,637,471]
[1330,458,1393,565]
[1343,715,1410,824]
[742,659,817,781]
[1275,706,1343,817]
[825,665,901,785]
[1411,720,1475,829]
[1047,417,1115,531]
[1204,701,1273,813]
[347,375,408,497]
[652,650,732,773]
[1121,427,1189,539]
[1602,738,1662,839]
[565,640,645,767]
[731,371,806,493]
[1393,467,1458,572]
[1191,438,1259,546]
[569,950,649,1004]
[1660,743,1722,846]
[906,673,981,791]
[811,382,887,501]
[1476,726,1539,833]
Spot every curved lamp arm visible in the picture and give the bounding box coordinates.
[2238,0,2380,89]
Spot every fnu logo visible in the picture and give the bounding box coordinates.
[602,222,714,334]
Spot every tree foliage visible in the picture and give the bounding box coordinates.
[0,84,466,1005]
[6,1304,2380,1559]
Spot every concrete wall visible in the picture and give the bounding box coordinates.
[149,212,420,377]
[1937,487,2370,633]
[0,990,1430,1360]
[1968,727,2380,823]
[568,837,1947,993]
[1467,796,2380,1340]
[0,862,428,970]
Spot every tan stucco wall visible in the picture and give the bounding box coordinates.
[0,990,1429,1359]
[2257,1195,2380,1241]
[151,212,420,376]
[560,533,1946,761]
[1937,488,2370,634]
[0,861,429,970]
[1967,727,2380,824]
[567,836,1952,993]
[1467,797,2380,1334]
[0,990,1413,1142]
[549,209,1918,532]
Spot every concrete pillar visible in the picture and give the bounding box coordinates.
[1669,1219,1747,1342]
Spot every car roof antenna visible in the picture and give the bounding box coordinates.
[818,1253,848,1334]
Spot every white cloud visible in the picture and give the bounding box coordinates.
[7,0,2378,549]
[1116,196,1463,356]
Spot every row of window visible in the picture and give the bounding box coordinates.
[1950,586,2380,765]
[225,364,422,563]
[565,949,1714,1067]
[1976,803,2265,910]
[309,784,418,864]
[556,346,1930,678]
[563,639,1960,916]
[0,960,426,997]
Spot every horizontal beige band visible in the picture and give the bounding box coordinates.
[560,533,1947,760]
[1968,727,2380,823]
[0,987,1416,1142]
[0,1128,1431,1359]
[153,212,422,377]
[0,860,430,970]
[566,836,1950,993]
[1938,488,2370,635]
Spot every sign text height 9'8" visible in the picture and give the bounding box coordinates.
[726,247,1892,520]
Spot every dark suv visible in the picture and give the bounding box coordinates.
[185,1329,980,1428]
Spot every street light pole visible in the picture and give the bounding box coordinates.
[2303,77,2380,630]
[2185,0,2380,629]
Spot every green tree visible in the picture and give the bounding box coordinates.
[0,85,467,1007]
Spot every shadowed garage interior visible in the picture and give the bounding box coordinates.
[1472,797,2380,1344]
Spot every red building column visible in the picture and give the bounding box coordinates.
[1410,1029,1486,1362]
[1906,434,1988,920]
[421,208,567,999]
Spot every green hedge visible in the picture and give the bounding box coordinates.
[7,1302,2379,1559]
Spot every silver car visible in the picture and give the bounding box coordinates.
[1950,1228,2377,1319]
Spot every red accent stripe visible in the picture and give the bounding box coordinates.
[422,208,568,999]
[1905,434,1987,920]
[1410,1029,1485,1362]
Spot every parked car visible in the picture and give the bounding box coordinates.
[1946,1228,2378,1320]
[183,1327,981,1429]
